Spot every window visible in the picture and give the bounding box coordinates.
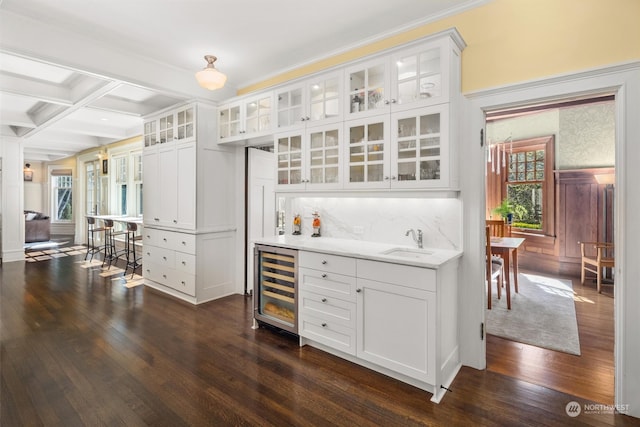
[51,170,73,222]
[487,136,555,236]
[133,152,143,216]
[114,155,128,215]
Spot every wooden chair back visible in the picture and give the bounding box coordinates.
[486,219,511,237]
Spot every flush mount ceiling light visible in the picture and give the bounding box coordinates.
[195,55,227,90]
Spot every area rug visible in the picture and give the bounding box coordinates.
[486,273,581,355]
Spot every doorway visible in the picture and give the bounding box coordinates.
[483,96,616,404]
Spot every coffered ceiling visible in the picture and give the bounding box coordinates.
[0,0,484,162]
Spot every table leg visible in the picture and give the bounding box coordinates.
[504,251,511,310]
[513,247,519,293]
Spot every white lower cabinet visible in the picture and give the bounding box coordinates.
[143,227,235,303]
[298,250,459,403]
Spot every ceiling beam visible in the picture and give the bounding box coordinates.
[0,71,74,105]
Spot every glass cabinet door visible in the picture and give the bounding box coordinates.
[346,117,388,187]
[391,105,448,188]
[176,106,194,141]
[276,133,303,187]
[143,119,157,147]
[394,45,442,107]
[158,113,174,144]
[347,60,389,116]
[307,125,341,187]
[276,85,304,129]
[307,72,341,124]
[245,95,272,134]
[219,105,241,139]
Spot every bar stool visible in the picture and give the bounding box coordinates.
[102,219,128,268]
[124,222,142,279]
[85,217,106,261]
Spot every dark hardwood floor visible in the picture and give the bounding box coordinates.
[487,271,616,406]
[1,253,636,426]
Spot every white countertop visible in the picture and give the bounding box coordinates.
[253,235,462,269]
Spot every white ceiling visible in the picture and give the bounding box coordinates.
[0,0,484,162]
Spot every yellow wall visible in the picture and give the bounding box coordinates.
[239,0,640,95]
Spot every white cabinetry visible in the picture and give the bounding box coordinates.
[143,104,195,147]
[218,92,274,143]
[275,70,343,132]
[275,122,343,191]
[298,252,357,355]
[143,102,236,304]
[343,103,454,189]
[144,142,196,229]
[344,35,458,121]
[298,250,460,403]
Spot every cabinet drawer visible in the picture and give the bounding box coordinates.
[299,290,356,328]
[144,261,196,296]
[143,228,196,254]
[357,259,436,291]
[299,313,356,356]
[299,267,356,302]
[143,245,175,267]
[175,252,196,274]
[167,232,196,254]
[299,251,356,276]
[167,270,196,296]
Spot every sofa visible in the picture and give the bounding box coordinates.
[25,211,51,243]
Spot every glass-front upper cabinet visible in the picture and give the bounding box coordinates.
[276,71,343,131]
[276,131,304,190]
[391,40,450,110]
[244,94,272,135]
[345,58,390,119]
[175,105,195,142]
[276,83,305,130]
[219,103,242,140]
[307,124,341,188]
[143,119,157,148]
[344,116,389,189]
[306,71,342,125]
[390,104,450,189]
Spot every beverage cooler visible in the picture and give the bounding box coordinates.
[254,245,298,334]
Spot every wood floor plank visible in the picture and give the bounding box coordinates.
[1,253,635,426]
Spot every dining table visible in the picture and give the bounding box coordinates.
[490,236,525,309]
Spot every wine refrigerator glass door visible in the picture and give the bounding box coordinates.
[254,245,298,334]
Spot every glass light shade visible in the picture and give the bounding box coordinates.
[195,55,227,90]
[195,67,227,90]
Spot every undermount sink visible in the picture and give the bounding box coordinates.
[381,247,434,259]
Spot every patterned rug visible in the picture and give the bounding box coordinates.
[486,273,581,355]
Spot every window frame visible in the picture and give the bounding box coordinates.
[50,170,73,223]
[489,136,555,237]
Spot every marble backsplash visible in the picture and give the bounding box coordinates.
[284,197,461,251]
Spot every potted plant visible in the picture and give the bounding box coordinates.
[492,198,514,224]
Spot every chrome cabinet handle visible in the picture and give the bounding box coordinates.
[321,298,327,302]
[321,260,327,265]
[356,288,362,293]
[321,323,327,327]
[321,274,327,278]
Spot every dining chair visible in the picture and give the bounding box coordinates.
[580,241,615,293]
[486,226,505,309]
[486,219,511,237]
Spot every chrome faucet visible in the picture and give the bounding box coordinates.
[405,228,423,249]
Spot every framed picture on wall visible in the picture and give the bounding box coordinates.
[102,159,108,175]
[24,170,33,181]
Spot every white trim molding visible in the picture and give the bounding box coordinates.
[461,61,640,418]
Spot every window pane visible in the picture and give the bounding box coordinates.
[507,183,543,230]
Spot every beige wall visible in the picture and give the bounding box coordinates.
[239,0,640,95]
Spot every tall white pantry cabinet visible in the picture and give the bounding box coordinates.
[142,102,237,304]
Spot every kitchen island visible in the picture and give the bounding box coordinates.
[253,236,462,403]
